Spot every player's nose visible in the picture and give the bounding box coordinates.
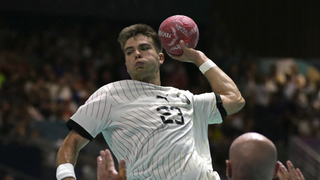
[134,49,142,59]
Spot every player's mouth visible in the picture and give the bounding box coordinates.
[135,61,144,67]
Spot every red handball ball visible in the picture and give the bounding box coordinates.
[158,15,199,56]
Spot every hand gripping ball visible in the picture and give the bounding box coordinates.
[158,15,199,56]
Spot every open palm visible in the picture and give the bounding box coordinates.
[277,161,305,180]
[97,149,126,180]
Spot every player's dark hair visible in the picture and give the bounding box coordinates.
[118,24,163,53]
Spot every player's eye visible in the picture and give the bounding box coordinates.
[126,51,133,56]
[141,45,150,51]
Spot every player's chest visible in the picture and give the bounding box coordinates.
[109,93,193,130]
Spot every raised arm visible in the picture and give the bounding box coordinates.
[56,129,90,180]
[169,40,245,115]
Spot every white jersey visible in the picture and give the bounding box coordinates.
[68,80,223,180]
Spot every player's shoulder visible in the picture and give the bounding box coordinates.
[102,79,142,91]
[105,79,167,92]
[101,80,129,91]
[100,79,152,95]
[101,80,193,96]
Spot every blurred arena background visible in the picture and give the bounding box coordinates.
[0,0,320,179]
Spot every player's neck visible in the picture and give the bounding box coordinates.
[131,73,161,86]
[152,78,161,86]
[135,77,161,86]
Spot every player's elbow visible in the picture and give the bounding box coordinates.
[225,94,245,115]
[236,95,246,112]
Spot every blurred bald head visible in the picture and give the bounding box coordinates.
[226,132,279,180]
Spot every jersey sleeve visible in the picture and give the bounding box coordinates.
[193,92,226,124]
[67,87,112,140]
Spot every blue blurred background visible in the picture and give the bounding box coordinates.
[0,0,320,179]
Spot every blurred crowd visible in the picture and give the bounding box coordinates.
[0,13,320,179]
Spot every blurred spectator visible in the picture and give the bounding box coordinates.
[2,174,15,180]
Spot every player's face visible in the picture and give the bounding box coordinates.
[124,35,164,82]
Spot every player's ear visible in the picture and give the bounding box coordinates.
[273,161,280,179]
[226,160,232,178]
[158,53,165,65]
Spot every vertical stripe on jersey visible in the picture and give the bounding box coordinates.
[194,111,211,166]
[139,81,150,97]
[112,125,140,163]
[106,85,120,104]
[195,111,210,153]
[120,115,147,140]
[123,112,151,158]
[117,117,144,145]
[133,80,143,97]
[137,107,164,150]
[112,132,130,162]
[156,157,161,180]
[112,83,125,101]
[84,95,92,115]
[174,154,178,177]
[167,154,173,179]
[125,80,138,99]
[162,156,168,180]
[100,94,111,122]
[77,89,113,123]
[113,129,134,154]
[119,81,131,100]
[147,83,156,96]
[90,91,99,116]
[127,111,153,156]
[95,91,103,119]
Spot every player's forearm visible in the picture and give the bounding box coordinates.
[56,130,90,180]
[193,54,238,96]
[204,64,241,98]
[56,145,78,180]
[194,55,245,114]
[56,145,79,166]
[56,130,90,166]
